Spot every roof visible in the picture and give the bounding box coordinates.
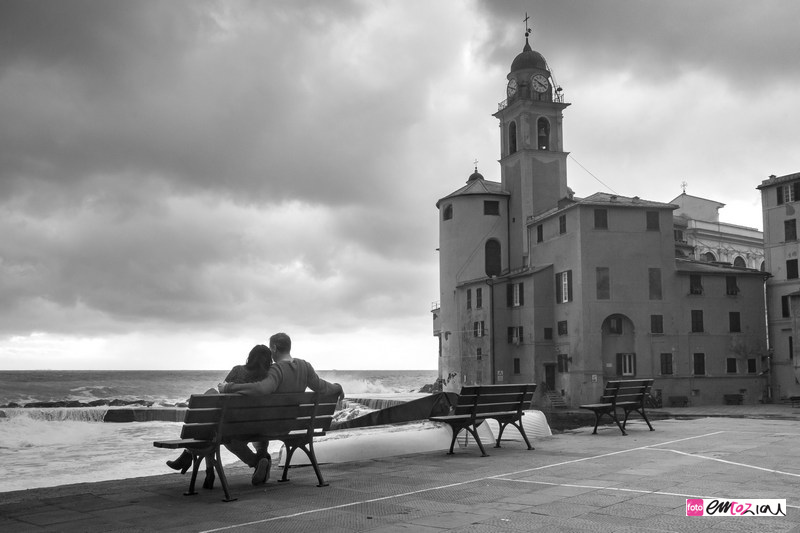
[510,38,548,72]
[674,258,768,277]
[669,192,725,209]
[757,171,800,190]
[436,179,509,208]
[578,192,677,210]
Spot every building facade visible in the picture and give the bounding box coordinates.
[671,193,764,270]
[757,172,800,400]
[433,34,770,407]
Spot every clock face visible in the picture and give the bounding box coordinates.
[531,74,549,93]
[507,78,518,98]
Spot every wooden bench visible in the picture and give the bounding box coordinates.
[429,383,536,456]
[668,395,689,407]
[154,391,339,501]
[790,396,800,408]
[579,379,655,436]
[723,394,743,405]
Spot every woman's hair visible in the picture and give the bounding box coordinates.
[245,344,272,380]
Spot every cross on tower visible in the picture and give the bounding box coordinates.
[473,158,479,171]
[524,12,531,38]
[681,181,688,194]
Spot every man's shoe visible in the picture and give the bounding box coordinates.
[251,456,271,486]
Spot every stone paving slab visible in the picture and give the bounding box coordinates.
[1,414,798,532]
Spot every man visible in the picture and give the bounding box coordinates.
[219,332,344,485]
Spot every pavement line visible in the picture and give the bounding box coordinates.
[486,431,725,476]
[199,431,723,533]
[652,448,800,478]
[493,478,800,510]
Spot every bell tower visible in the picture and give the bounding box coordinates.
[494,20,570,270]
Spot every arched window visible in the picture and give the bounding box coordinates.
[703,252,716,262]
[509,122,517,154]
[760,261,765,272]
[537,118,550,150]
[485,239,501,277]
[443,204,453,221]
[733,256,746,268]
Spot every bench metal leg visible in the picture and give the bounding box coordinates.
[495,420,534,450]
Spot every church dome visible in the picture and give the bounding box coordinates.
[510,39,547,72]
[467,169,484,182]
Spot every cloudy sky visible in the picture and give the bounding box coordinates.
[1,1,798,370]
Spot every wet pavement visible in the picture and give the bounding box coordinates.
[1,404,798,532]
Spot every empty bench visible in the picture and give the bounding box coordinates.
[580,379,655,436]
[790,396,800,408]
[723,394,743,405]
[430,383,536,456]
[154,391,339,501]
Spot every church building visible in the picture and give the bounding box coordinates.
[432,31,769,408]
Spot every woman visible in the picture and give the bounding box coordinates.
[166,344,272,487]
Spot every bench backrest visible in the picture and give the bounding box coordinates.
[453,384,536,418]
[600,379,653,406]
[179,392,339,443]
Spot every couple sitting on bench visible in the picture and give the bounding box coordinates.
[165,332,343,487]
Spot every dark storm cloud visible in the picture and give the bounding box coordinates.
[475,0,800,86]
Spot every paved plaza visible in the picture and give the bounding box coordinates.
[1,407,798,532]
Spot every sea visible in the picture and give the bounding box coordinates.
[0,369,437,494]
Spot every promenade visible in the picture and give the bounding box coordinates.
[1,404,798,532]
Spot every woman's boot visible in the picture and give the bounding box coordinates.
[166,450,193,474]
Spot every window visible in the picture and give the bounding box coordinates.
[559,215,567,234]
[473,321,485,337]
[557,320,568,336]
[596,267,610,300]
[651,314,664,334]
[726,358,738,374]
[616,353,636,376]
[788,259,799,279]
[509,122,517,154]
[729,311,741,333]
[608,316,623,334]
[691,310,704,332]
[557,354,569,373]
[537,118,550,150]
[790,336,794,360]
[485,239,501,277]
[513,358,521,374]
[476,288,482,309]
[747,358,757,373]
[674,229,685,242]
[466,289,471,309]
[693,353,706,376]
[646,211,660,230]
[689,274,703,295]
[786,219,797,241]
[507,282,524,307]
[703,251,716,262]
[536,224,543,243]
[543,327,553,340]
[556,270,573,303]
[726,276,739,296]
[649,268,662,300]
[484,201,500,216]
[733,256,746,267]
[783,295,791,317]
[660,353,673,375]
[477,348,482,360]
[777,182,800,205]
[594,209,608,229]
[507,326,523,344]
[443,204,453,221]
